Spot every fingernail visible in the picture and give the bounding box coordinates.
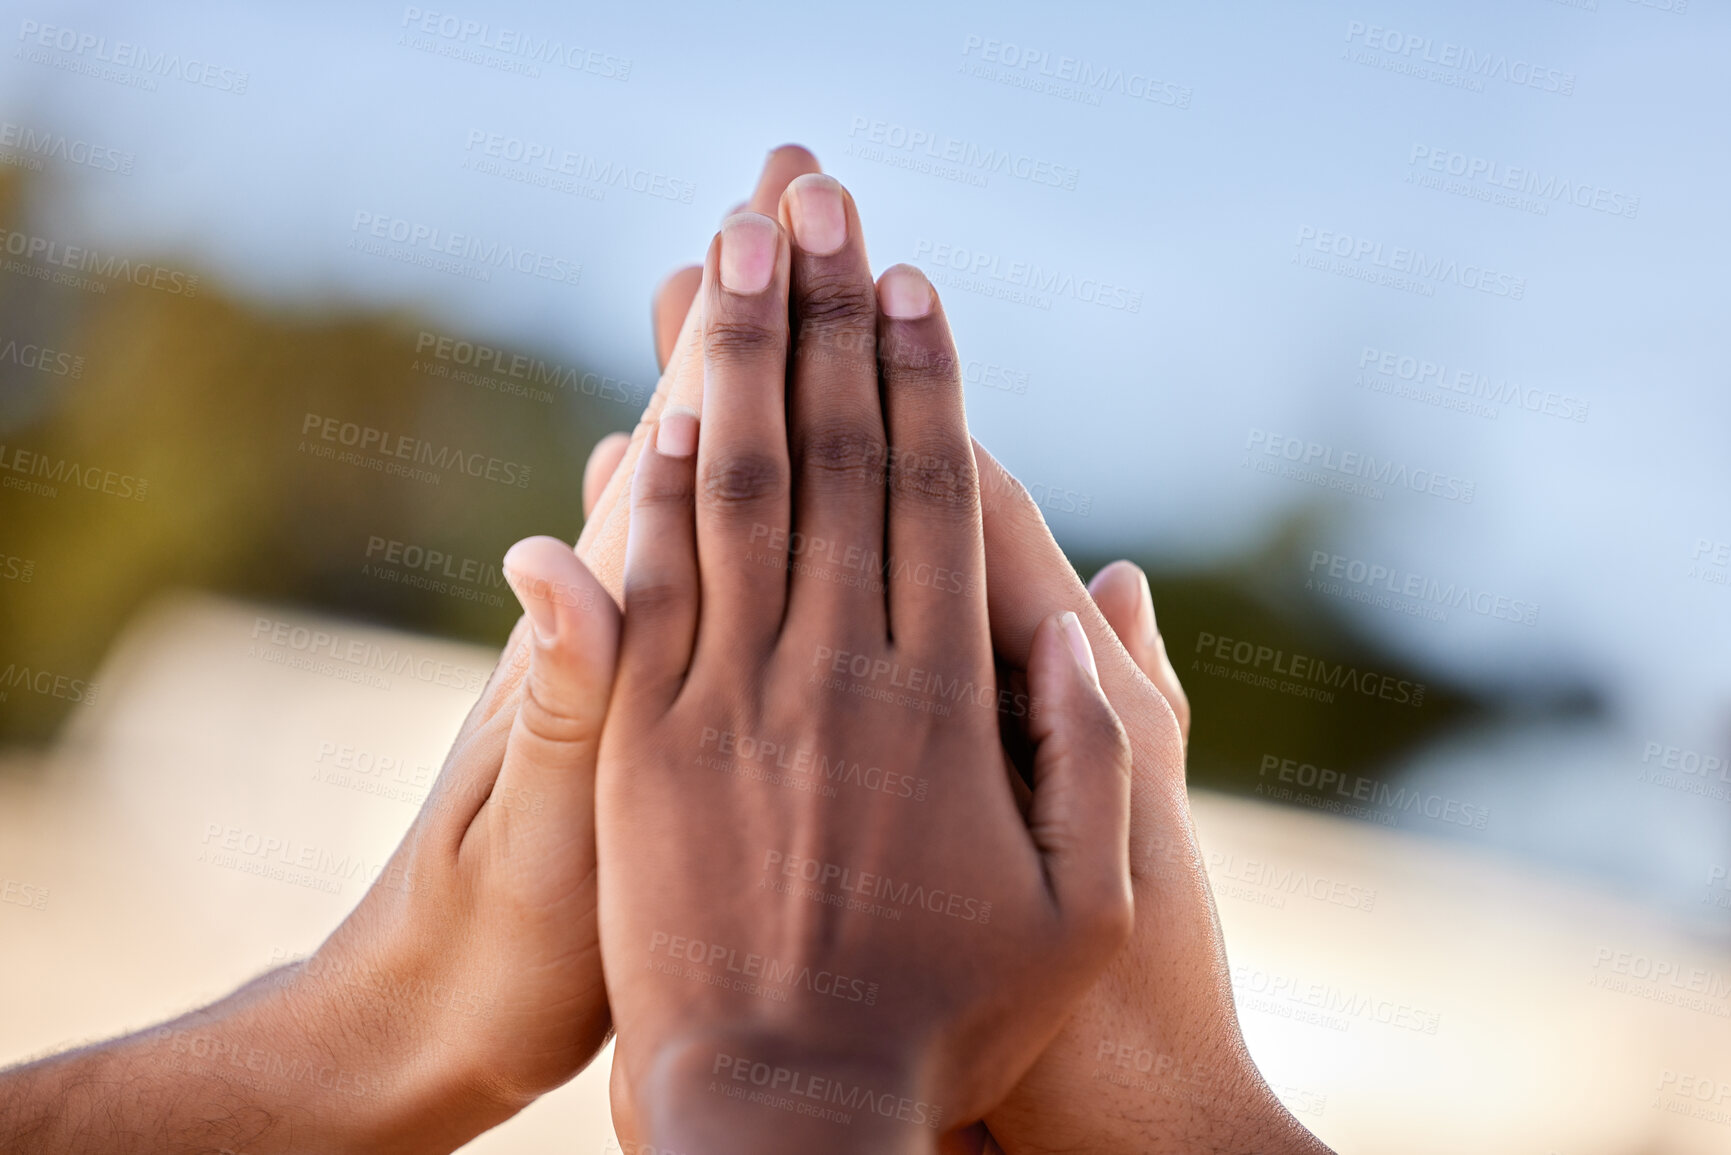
[1059,611,1099,687]
[788,175,847,255]
[880,265,932,319]
[503,558,560,646]
[657,405,699,458]
[720,213,777,294]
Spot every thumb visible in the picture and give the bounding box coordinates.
[1025,611,1133,939]
[495,536,620,804]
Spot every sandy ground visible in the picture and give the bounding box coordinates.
[2,594,1728,1153]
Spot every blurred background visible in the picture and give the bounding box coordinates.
[1,1,1728,1151]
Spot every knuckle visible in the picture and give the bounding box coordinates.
[889,443,977,518]
[701,450,788,511]
[795,274,878,341]
[1085,882,1135,952]
[705,316,784,365]
[800,424,888,488]
[623,576,691,624]
[632,469,694,512]
[883,334,959,385]
[517,672,598,748]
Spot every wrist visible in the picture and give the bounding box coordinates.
[638,1030,942,1155]
[257,934,524,1153]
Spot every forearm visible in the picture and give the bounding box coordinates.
[0,964,510,1155]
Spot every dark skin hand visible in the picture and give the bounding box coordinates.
[591,148,1326,1155]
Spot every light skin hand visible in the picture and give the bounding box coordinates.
[597,203,1133,1154]
[0,152,820,1155]
[950,445,1330,1155]
[0,534,622,1155]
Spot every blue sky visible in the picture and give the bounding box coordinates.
[4,0,1731,900]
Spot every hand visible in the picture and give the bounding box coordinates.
[0,147,839,1155]
[608,150,1323,1154]
[597,200,1132,1153]
[277,150,835,1141]
[943,443,1329,1155]
[226,532,624,1149]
